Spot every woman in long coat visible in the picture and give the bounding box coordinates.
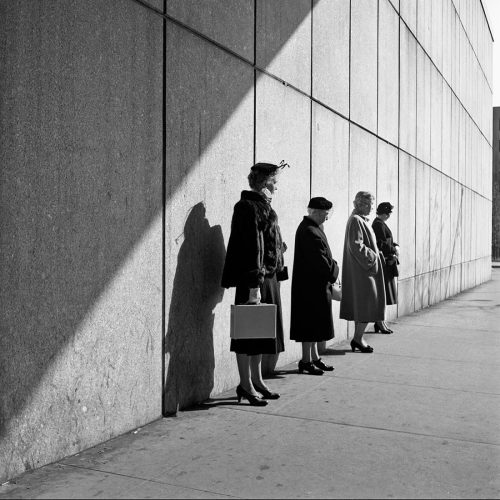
[340,191,386,353]
[221,162,288,405]
[290,197,339,375]
[372,202,399,333]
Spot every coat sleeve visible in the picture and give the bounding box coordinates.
[372,220,397,256]
[347,216,378,273]
[223,201,265,288]
[304,228,339,283]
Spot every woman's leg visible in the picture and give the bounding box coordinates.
[311,342,320,362]
[236,353,259,395]
[353,321,368,345]
[249,354,267,391]
[375,320,391,331]
[301,342,313,362]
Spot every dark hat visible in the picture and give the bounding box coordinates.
[377,202,394,214]
[251,160,290,173]
[308,196,333,210]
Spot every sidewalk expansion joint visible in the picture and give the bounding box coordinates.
[61,463,241,499]
[391,322,500,333]
[331,374,500,396]
[372,350,500,366]
[222,406,500,448]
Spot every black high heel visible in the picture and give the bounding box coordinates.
[236,385,268,406]
[298,360,324,375]
[253,383,280,399]
[374,323,393,334]
[350,340,374,353]
[312,358,334,371]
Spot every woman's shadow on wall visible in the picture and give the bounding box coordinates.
[163,202,226,415]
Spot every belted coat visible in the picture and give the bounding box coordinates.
[339,213,386,322]
[290,216,339,342]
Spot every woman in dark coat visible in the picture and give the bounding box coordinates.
[340,191,386,353]
[290,197,339,375]
[221,162,288,406]
[372,202,399,334]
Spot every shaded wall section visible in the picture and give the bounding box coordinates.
[0,0,163,481]
[0,0,494,481]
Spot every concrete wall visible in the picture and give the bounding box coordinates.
[493,107,500,261]
[0,0,493,481]
[0,0,164,482]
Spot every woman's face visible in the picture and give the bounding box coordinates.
[318,209,330,225]
[265,175,279,194]
[357,197,374,216]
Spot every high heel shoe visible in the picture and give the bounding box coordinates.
[374,323,393,334]
[350,340,374,353]
[236,385,268,406]
[312,358,334,371]
[253,383,280,399]
[298,360,324,375]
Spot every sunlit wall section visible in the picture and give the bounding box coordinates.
[163,0,492,397]
[395,0,493,313]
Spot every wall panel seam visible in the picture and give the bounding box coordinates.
[140,0,492,151]
[161,0,167,416]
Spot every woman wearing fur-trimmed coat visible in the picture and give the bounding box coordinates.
[221,162,288,406]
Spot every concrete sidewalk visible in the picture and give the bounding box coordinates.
[2,270,500,499]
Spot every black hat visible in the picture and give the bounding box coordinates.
[377,202,394,214]
[251,160,290,173]
[308,196,333,210]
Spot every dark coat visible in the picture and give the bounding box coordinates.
[290,216,339,342]
[221,190,286,289]
[372,217,399,280]
[339,213,386,322]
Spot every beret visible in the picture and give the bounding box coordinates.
[308,196,333,210]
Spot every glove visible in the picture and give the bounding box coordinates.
[246,287,261,305]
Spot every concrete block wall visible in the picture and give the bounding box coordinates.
[0,0,493,482]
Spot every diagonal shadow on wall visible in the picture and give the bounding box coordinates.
[0,0,314,475]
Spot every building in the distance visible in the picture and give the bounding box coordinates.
[493,107,500,261]
[0,0,494,482]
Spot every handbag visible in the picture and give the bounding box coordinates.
[276,266,289,281]
[230,304,277,339]
[330,281,342,301]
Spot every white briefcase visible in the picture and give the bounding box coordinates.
[230,304,277,339]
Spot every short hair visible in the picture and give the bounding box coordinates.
[353,191,374,209]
